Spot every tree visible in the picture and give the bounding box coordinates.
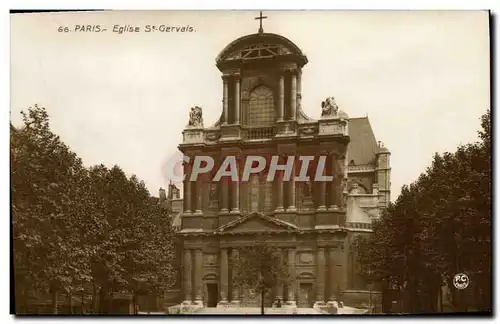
[357,110,491,313]
[231,238,289,314]
[11,105,178,314]
[11,105,88,313]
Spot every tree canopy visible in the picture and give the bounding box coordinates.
[231,237,289,314]
[356,110,491,313]
[11,105,177,314]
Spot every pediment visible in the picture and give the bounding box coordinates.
[216,212,297,234]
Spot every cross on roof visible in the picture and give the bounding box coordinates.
[255,11,268,33]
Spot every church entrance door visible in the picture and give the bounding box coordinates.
[298,283,313,308]
[206,283,219,307]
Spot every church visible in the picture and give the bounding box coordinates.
[169,14,391,311]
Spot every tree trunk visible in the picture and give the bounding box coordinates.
[133,292,138,315]
[92,281,97,313]
[98,287,106,314]
[438,284,443,312]
[81,287,85,314]
[51,289,58,315]
[260,290,265,315]
[22,284,29,314]
[67,290,73,314]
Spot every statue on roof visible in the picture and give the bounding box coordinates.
[321,96,339,118]
[188,105,204,127]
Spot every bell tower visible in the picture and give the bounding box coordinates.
[215,13,309,140]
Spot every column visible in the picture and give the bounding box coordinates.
[221,156,229,213]
[278,73,284,121]
[328,248,338,301]
[195,173,203,214]
[286,158,296,211]
[274,249,284,304]
[337,156,346,209]
[183,250,192,303]
[287,249,296,305]
[194,249,203,303]
[316,154,327,211]
[297,70,302,110]
[275,156,284,212]
[340,243,348,291]
[290,71,297,120]
[274,155,285,212]
[184,162,192,213]
[220,248,228,303]
[328,154,338,209]
[234,74,240,124]
[231,249,240,304]
[230,162,240,213]
[316,248,325,304]
[222,75,228,125]
[317,181,327,211]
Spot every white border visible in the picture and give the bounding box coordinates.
[3,1,497,324]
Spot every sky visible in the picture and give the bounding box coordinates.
[10,10,490,201]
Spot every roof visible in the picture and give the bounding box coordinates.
[347,117,379,165]
[216,32,308,66]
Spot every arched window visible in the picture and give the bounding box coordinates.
[247,86,275,127]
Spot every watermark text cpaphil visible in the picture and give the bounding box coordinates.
[164,155,342,183]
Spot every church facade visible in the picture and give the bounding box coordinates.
[173,25,391,310]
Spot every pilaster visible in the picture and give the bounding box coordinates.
[286,248,297,307]
[193,249,203,306]
[195,174,203,214]
[182,249,192,304]
[286,156,296,212]
[183,161,193,214]
[231,249,241,305]
[222,74,229,125]
[273,249,285,306]
[218,248,229,305]
[275,163,285,212]
[328,153,339,210]
[290,72,297,121]
[278,73,285,121]
[234,73,241,124]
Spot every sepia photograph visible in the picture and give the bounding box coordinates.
[10,9,491,316]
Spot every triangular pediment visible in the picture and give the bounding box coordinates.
[216,212,298,234]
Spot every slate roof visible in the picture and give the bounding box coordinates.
[346,117,379,166]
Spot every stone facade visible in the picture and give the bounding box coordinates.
[170,31,391,310]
